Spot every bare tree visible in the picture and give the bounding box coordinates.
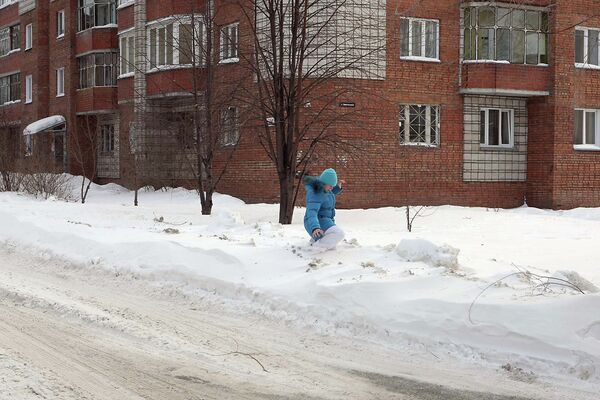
[238,0,386,224]
[122,1,247,215]
[71,115,100,203]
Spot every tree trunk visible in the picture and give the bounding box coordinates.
[278,172,296,224]
[202,189,213,215]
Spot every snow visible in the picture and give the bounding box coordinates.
[23,116,66,136]
[1,177,599,394]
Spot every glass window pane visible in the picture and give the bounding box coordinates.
[512,10,525,29]
[541,12,549,32]
[430,106,438,145]
[400,19,409,57]
[412,21,422,57]
[478,28,494,60]
[511,30,525,63]
[425,21,437,58]
[166,24,173,65]
[409,105,426,142]
[179,23,193,64]
[128,36,134,73]
[95,66,104,86]
[586,111,596,144]
[489,109,499,145]
[464,28,472,59]
[464,8,472,28]
[575,30,585,63]
[158,27,166,65]
[526,31,539,64]
[539,33,548,64]
[150,29,156,66]
[574,110,584,144]
[478,7,495,28]
[497,28,510,61]
[588,29,599,66]
[501,111,511,145]
[497,8,511,27]
[480,110,486,144]
[526,11,540,30]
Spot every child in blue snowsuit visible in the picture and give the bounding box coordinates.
[303,168,345,250]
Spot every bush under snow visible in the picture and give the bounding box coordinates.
[395,238,460,271]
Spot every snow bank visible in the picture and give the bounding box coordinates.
[1,180,600,393]
[395,238,459,270]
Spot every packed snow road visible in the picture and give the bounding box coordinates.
[0,245,593,400]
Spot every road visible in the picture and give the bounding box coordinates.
[0,244,593,399]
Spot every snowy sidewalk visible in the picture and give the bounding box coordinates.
[1,182,599,394]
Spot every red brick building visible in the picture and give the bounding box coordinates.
[1,0,599,209]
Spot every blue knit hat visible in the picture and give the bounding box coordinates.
[319,168,338,186]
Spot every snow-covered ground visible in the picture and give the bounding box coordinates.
[1,177,599,396]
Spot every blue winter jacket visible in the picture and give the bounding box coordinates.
[303,176,343,238]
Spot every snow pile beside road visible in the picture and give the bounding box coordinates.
[1,178,600,394]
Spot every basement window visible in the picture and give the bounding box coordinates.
[399,104,439,147]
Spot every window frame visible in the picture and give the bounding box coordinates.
[399,17,440,62]
[480,108,514,148]
[56,67,65,97]
[220,23,239,63]
[145,16,206,72]
[463,5,549,66]
[77,0,117,32]
[575,27,600,69]
[0,72,20,104]
[77,51,119,89]
[100,123,115,154]
[57,10,65,39]
[574,108,600,149]
[399,104,440,147]
[25,23,32,50]
[220,106,240,146]
[25,74,32,103]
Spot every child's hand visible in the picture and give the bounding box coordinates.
[312,229,324,238]
[338,179,346,188]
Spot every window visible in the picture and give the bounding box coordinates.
[25,74,32,103]
[480,108,513,147]
[77,52,118,88]
[24,134,33,156]
[148,23,174,67]
[220,23,239,61]
[463,6,548,65]
[0,73,20,104]
[78,0,116,32]
[146,18,205,69]
[220,106,240,146]
[575,28,600,68]
[119,33,135,74]
[100,123,115,153]
[25,23,32,50]
[400,18,439,60]
[399,105,439,146]
[56,68,65,96]
[57,10,65,38]
[0,25,19,56]
[574,109,600,147]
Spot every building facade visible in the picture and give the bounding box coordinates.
[0,0,599,209]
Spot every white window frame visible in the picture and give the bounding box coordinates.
[100,123,115,154]
[146,16,206,71]
[119,30,135,76]
[57,10,65,38]
[220,23,239,63]
[575,27,600,70]
[574,108,600,150]
[25,74,32,103]
[25,23,32,50]
[399,104,440,147]
[400,17,440,62]
[480,108,514,148]
[56,68,65,97]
